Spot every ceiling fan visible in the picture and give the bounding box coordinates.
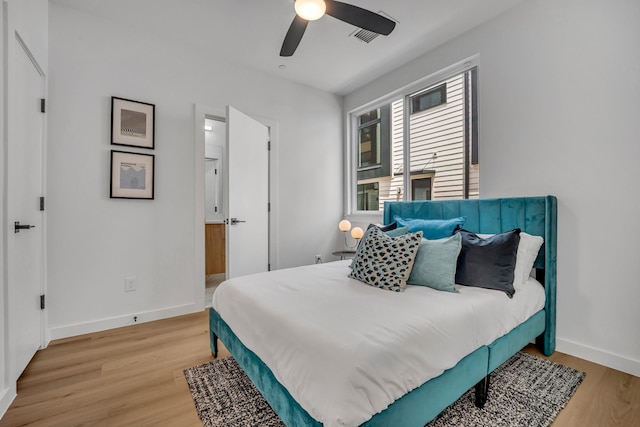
[280,0,396,57]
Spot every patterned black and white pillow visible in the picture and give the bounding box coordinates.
[349,226,423,292]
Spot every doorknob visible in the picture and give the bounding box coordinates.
[229,218,246,225]
[14,221,35,233]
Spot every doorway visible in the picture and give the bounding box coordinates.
[204,116,226,304]
[194,105,277,309]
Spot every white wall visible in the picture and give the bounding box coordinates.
[47,3,343,338]
[1,0,49,416]
[345,0,640,376]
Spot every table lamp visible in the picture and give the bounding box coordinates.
[338,220,364,249]
[350,226,364,247]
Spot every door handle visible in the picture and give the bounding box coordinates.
[14,221,35,233]
[229,218,246,225]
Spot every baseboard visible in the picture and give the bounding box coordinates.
[557,338,640,377]
[0,385,16,421]
[49,303,199,341]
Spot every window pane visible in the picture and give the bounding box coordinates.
[410,84,447,114]
[412,178,432,200]
[357,183,379,211]
[359,109,379,125]
[408,75,467,200]
[358,123,380,168]
[382,98,405,207]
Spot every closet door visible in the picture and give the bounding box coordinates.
[7,34,46,380]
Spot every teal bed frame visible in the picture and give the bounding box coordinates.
[209,196,557,426]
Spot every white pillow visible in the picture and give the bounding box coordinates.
[477,232,543,290]
[514,232,544,289]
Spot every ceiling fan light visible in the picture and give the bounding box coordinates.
[294,0,326,21]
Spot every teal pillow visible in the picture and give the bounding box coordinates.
[394,216,465,240]
[384,226,409,238]
[407,233,462,292]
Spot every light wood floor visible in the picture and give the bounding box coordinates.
[1,310,638,427]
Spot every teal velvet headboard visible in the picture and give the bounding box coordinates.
[383,196,557,355]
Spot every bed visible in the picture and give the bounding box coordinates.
[209,196,557,426]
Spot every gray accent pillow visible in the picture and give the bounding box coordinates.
[349,227,422,292]
[407,233,462,292]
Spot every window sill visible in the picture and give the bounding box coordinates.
[344,211,384,224]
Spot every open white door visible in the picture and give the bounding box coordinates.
[225,106,269,278]
[7,36,45,379]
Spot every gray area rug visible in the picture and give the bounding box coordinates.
[184,351,585,427]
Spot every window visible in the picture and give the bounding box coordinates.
[358,109,381,168]
[357,105,392,183]
[410,84,446,114]
[350,61,479,213]
[411,177,432,200]
[357,182,379,211]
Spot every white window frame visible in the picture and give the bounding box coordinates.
[345,55,480,217]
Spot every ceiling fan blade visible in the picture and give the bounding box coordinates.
[324,0,395,35]
[280,15,309,57]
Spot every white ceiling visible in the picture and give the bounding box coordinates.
[52,0,524,95]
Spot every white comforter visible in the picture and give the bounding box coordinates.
[212,260,545,427]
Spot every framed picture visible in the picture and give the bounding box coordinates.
[110,150,155,199]
[111,96,155,149]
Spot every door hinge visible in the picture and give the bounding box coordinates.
[267,140,271,151]
[40,294,45,310]
[268,202,271,212]
[268,264,271,271]
[40,98,46,113]
[214,168,218,175]
[40,196,45,211]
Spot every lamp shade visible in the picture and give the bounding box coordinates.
[338,219,351,232]
[294,0,326,21]
[351,227,364,239]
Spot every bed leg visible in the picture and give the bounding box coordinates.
[474,375,490,408]
[211,333,219,358]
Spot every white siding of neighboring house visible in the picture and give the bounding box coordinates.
[409,76,465,199]
[369,74,479,210]
[468,165,479,198]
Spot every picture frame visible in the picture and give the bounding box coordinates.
[111,96,155,149]
[110,150,155,199]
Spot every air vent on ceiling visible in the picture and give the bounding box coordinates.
[352,28,380,43]
[349,11,396,44]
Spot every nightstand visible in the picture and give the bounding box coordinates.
[332,250,356,260]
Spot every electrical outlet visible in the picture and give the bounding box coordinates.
[125,276,137,292]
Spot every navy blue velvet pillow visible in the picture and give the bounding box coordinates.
[373,221,398,232]
[455,228,521,298]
